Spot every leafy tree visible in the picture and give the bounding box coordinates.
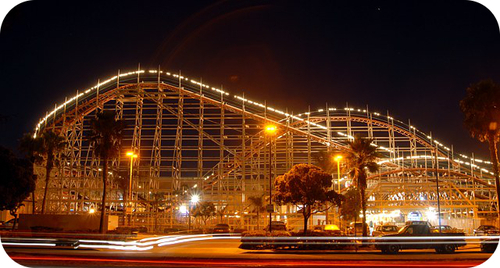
[19,131,66,214]
[344,135,380,237]
[0,146,36,230]
[340,187,363,223]
[150,192,167,232]
[460,79,500,222]
[89,111,126,233]
[247,195,266,229]
[19,133,42,214]
[274,164,342,235]
[216,205,227,223]
[192,201,216,227]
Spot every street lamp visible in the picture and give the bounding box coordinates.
[189,194,200,232]
[126,151,138,225]
[265,124,277,232]
[334,155,343,229]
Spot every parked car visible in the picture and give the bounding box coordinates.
[265,221,287,232]
[480,238,499,253]
[372,225,400,236]
[405,221,430,226]
[213,224,230,233]
[376,222,466,254]
[474,225,499,236]
[431,225,463,233]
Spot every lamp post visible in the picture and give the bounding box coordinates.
[189,194,200,232]
[265,124,277,232]
[334,155,343,229]
[126,151,138,226]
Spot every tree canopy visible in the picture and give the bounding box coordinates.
[248,195,266,229]
[274,164,342,234]
[460,79,500,143]
[192,201,216,226]
[89,111,127,160]
[340,187,362,222]
[460,79,500,222]
[19,131,66,214]
[0,146,35,229]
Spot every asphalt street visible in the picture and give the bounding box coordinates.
[3,236,496,267]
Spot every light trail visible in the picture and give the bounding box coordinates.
[10,256,485,267]
[1,242,56,247]
[3,234,496,250]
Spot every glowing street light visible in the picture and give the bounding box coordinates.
[126,151,138,224]
[190,194,200,204]
[188,194,200,232]
[89,207,95,214]
[179,205,187,214]
[334,154,343,228]
[265,124,277,232]
[333,155,343,193]
[265,125,277,134]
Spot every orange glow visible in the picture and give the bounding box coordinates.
[265,125,277,134]
[334,155,343,162]
[126,151,138,158]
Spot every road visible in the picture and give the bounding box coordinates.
[2,235,497,267]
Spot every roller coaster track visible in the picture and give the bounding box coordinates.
[31,68,496,222]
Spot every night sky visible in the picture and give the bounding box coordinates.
[0,0,499,159]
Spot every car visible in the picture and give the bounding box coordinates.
[480,238,499,253]
[213,223,230,233]
[474,225,499,236]
[265,221,287,232]
[372,225,400,236]
[376,222,466,254]
[405,221,431,226]
[431,225,462,233]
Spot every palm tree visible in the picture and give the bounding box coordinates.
[192,201,216,228]
[19,133,41,214]
[247,195,265,230]
[460,79,500,222]
[89,111,126,233]
[20,131,66,214]
[345,135,381,237]
[216,205,227,223]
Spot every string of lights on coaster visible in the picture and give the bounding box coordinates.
[27,67,496,232]
[34,68,494,175]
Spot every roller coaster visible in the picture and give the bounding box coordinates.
[28,67,498,233]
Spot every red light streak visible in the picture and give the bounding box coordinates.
[11,256,484,267]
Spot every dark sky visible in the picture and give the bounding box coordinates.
[0,0,499,159]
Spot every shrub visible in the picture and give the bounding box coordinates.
[242,230,267,237]
[271,230,291,237]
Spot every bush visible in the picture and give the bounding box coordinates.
[30,226,63,232]
[271,230,291,237]
[292,230,328,236]
[242,230,267,237]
